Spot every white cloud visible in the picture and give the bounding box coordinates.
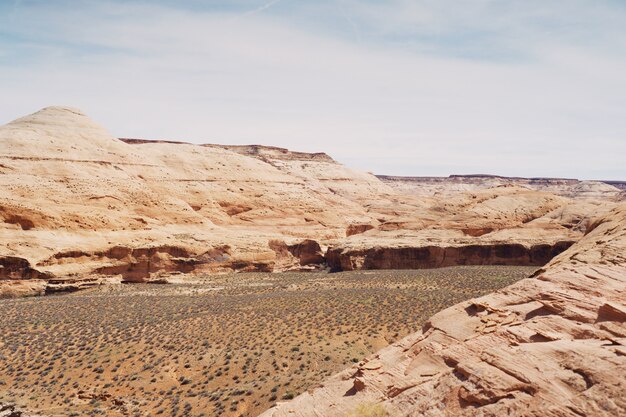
[1,0,625,179]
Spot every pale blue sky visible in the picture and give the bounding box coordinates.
[1,0,625,179]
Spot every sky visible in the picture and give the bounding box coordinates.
[1,0,625,179]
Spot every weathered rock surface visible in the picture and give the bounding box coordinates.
[0,279,46,298]
[324,185,617,272]
[260,204,626,417]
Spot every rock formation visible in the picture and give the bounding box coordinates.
[260,204,626,416]
[0,107,621,297]
[324,184,619,272]
[0,107,390,295]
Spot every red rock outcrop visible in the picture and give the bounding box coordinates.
[0,106,395,296]
[0,256,50,280]
[260,204,626,417]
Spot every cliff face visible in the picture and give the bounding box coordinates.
[323,184,616,273]
[260,204,626,417]
[326,241,574,271]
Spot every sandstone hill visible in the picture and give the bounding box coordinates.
[260,203,626,417]
[0,107,394,295]
[0,107,619,297]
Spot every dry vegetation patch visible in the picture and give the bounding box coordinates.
[0,266,534,416]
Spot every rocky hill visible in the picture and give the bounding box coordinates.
[260,203,626,417]
[0,107,620,297]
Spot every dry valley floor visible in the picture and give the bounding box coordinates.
[0,267,535,417]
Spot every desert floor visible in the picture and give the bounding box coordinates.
[0,266,535,417]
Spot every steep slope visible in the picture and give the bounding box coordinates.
[261,203,626,417]
[211,144,395,204]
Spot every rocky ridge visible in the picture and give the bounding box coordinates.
[260,203,626,417]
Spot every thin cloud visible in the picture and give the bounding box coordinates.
[338,3,362,43]
[10,0,22,17]
[242,0,283,17]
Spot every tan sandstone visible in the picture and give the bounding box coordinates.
[0,107,620,297]
[260,204,626,417]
